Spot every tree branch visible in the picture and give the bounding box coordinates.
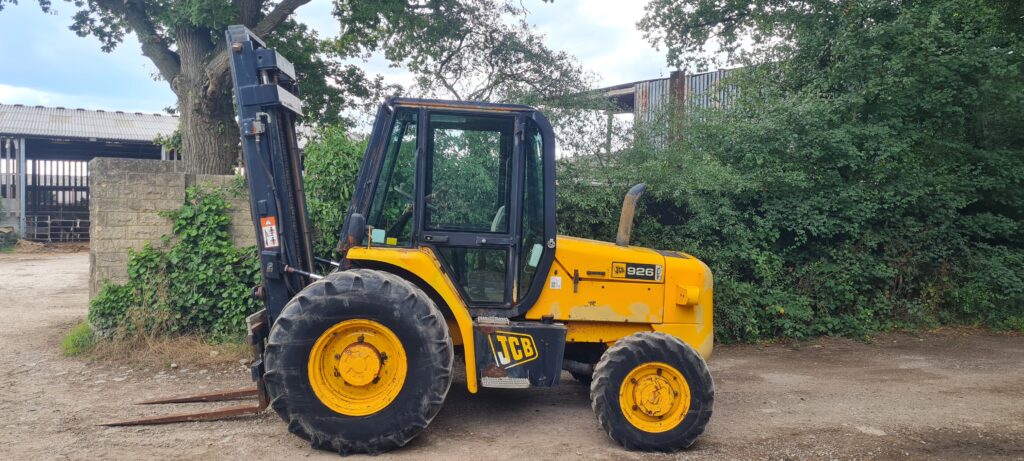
[204,0,311,88]
[95,0,180,85]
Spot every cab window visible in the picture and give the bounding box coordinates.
[365,108,417,246]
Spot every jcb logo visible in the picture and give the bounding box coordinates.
[488,332,539,369]
[612,262,662,281]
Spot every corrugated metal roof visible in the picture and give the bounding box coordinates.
[0,104,178,143]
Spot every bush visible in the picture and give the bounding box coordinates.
[303,126,365,257]
[559,1,1024,342]
[89,186,261,342]
[88,125,366,343]
[62,321,96,356]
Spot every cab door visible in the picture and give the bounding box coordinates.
[416,111,521,310]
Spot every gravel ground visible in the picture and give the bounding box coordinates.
[1,251,1022,460]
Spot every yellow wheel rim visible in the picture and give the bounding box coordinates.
[619,362,691,433]
[308,319,407,416]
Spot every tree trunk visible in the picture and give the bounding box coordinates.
[178,88,239,175]
[175,24,240,175]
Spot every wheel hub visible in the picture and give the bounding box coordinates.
[633,374,674,417]
[619,362,691,433]
[337,343,381,386]
[308,319,408,416]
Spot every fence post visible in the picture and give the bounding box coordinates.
[18,138,26,237]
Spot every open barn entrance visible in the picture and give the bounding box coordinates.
[0,104,180,243]
[21,138,164,242]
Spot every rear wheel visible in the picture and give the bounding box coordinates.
[591,332,713,451]
[263,269,453,455]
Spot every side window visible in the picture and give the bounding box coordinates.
[366,109,417,246]
[518,120,545,300]
[425,113,513,233]
[437,247,507,304]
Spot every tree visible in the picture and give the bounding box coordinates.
[622,0,1024,338]
[3,0,601,173]
[0,0,323,174]
[552,0,1024,340]
[331,1,614,158]
[333,0,587,103]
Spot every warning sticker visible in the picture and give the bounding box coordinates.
[260,216,280,248]
[549,276,562,289]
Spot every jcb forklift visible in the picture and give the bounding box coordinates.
[109,26,714,453]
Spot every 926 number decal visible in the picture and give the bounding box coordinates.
[611,262,662,281]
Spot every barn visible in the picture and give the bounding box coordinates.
[0,104,178,242]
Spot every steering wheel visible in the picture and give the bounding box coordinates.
[393,186,437,210]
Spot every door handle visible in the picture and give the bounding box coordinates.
[476,236,510,245]
[423,234,449,243]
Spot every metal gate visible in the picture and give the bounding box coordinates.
[25,159,90,242]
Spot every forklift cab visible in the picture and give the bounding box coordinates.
[339,99,558,318]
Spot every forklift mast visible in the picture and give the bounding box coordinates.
[226,25,316,323]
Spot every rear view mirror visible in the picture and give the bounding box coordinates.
[341,213,366,249]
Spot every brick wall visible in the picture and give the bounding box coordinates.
[88,158,255,297]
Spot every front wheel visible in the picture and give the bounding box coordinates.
[591,332,714,451]
[263,269,454,455]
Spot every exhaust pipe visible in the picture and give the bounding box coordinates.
[562,359,594,377]
[615,183,647,247]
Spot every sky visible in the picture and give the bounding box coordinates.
[0,1,673,115]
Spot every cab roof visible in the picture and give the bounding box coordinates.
[389,97,539,114]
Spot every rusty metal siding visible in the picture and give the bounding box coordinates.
[630,69,735,123]
[634,78,671,125]
[685,69,734,109]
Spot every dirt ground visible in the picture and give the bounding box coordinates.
[1,252,1022,460]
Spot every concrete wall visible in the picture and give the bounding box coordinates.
[89,158,254,297]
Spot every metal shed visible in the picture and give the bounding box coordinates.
[597,68,737,118]
[0,104,178,242]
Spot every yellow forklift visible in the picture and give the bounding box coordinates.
[108,25,714,454]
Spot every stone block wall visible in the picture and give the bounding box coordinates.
[89,158,255,297]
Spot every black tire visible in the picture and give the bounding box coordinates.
[591,332,714,451]
[263,269,454,455]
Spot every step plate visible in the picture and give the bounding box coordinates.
[481,377,531,389]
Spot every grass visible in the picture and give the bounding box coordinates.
[87,331,250,368]
[61,319,249,368]
[62,321,97,356]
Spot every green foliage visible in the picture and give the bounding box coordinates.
[557,0,1024,342]
[265,19,387,127]
[303,126,366,257]
[62,321,96,356]
[89,187,260,342]
[333,0,591,103]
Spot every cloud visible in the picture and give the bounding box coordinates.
[294,0,672,94]
[0,83,167,114]
[525,0,671,86]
